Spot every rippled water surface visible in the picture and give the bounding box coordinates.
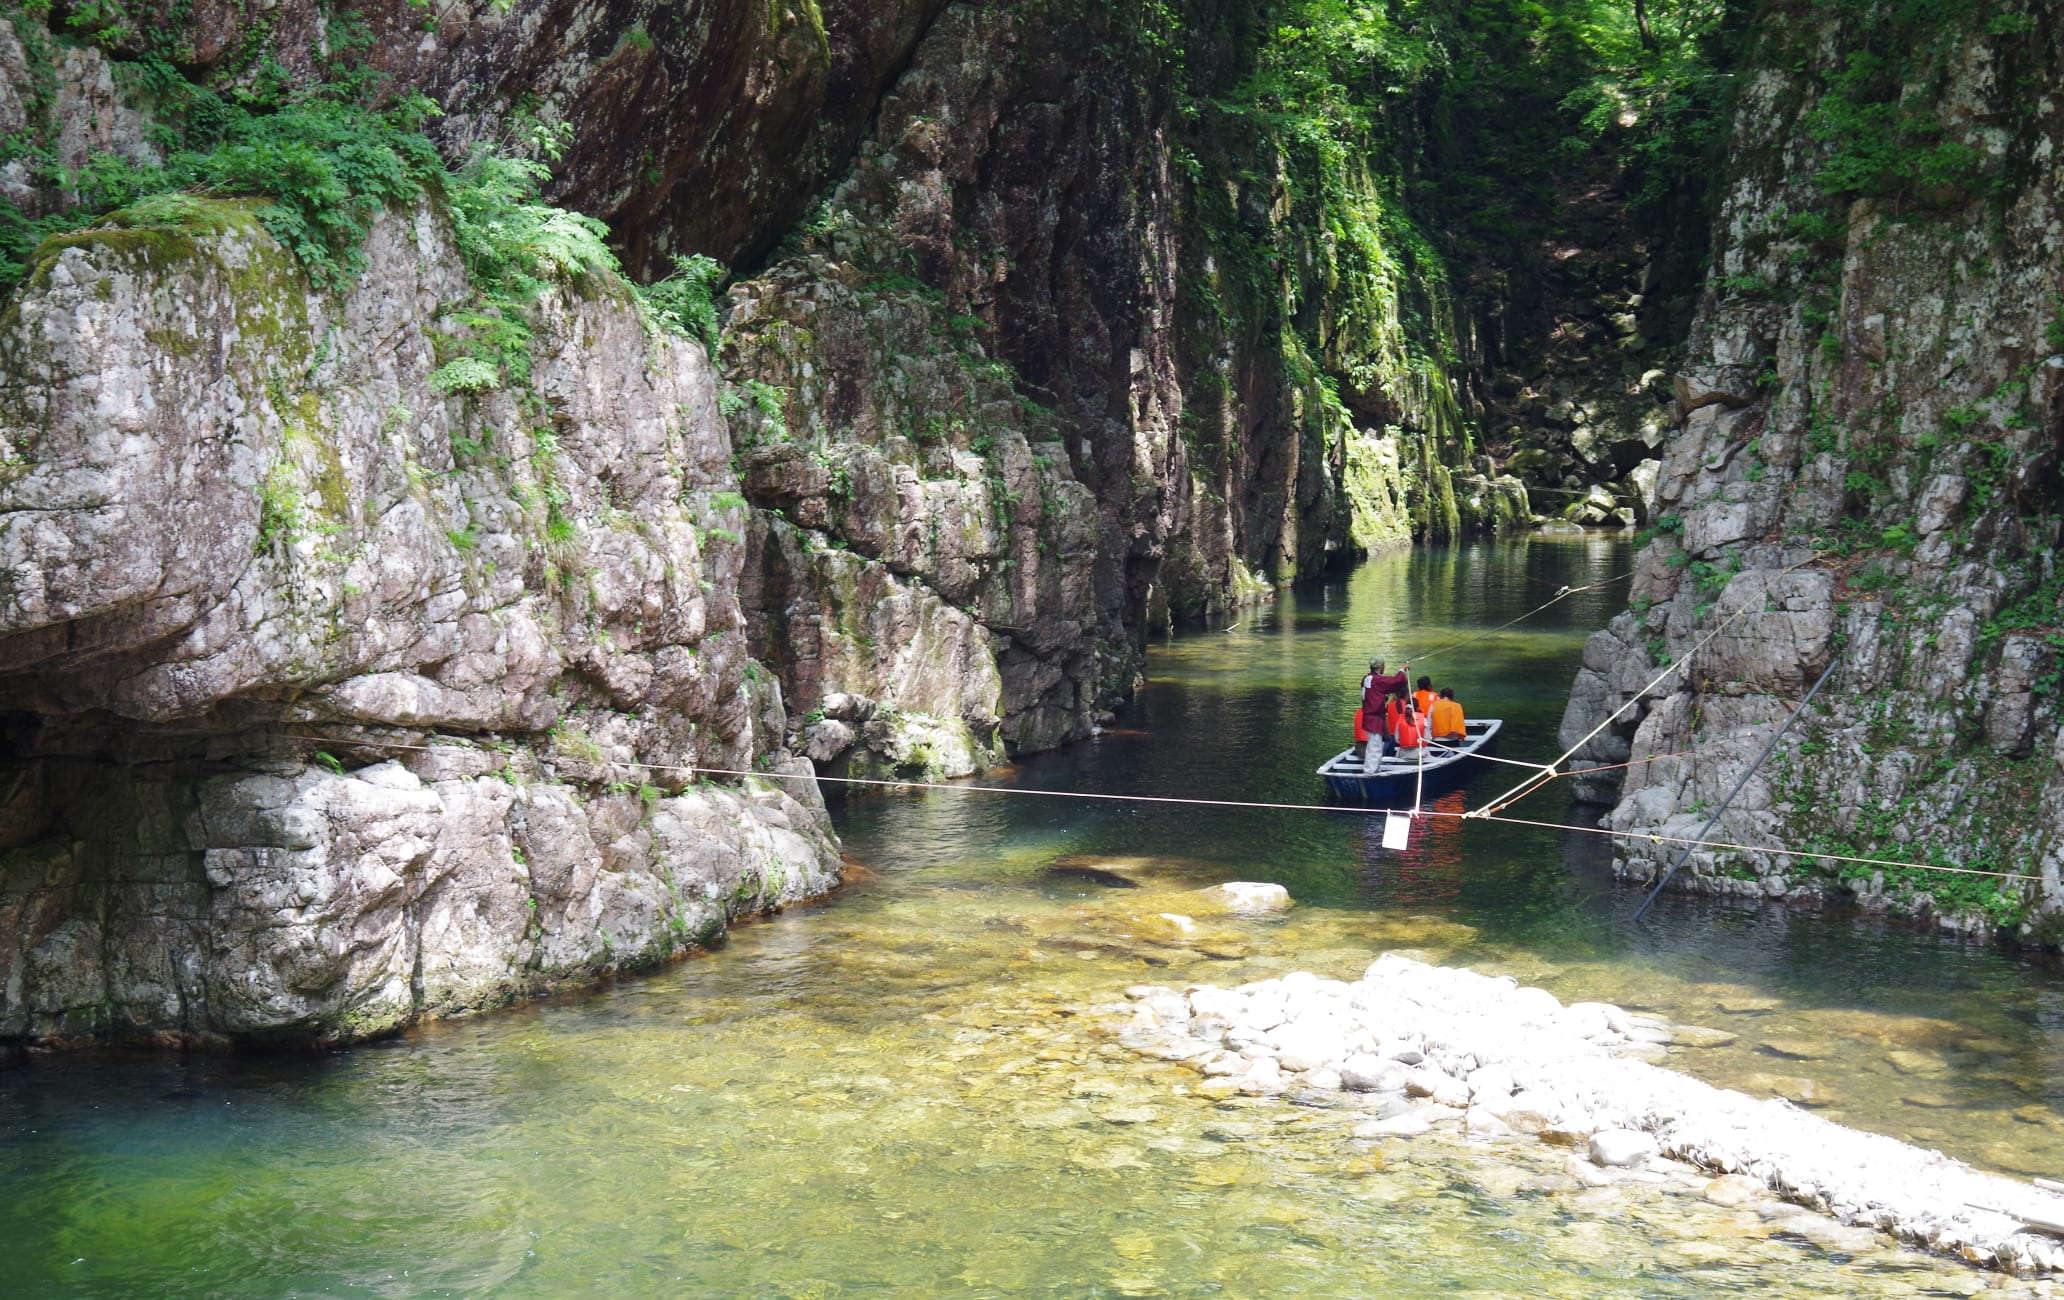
[6,537,2063,1297]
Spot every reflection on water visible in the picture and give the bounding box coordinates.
[4,536,2063,1296]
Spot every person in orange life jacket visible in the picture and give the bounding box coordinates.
[1393,701,1426,763]
[1413,675,1435,716]
[1351,705,1371,760]
[1429,687,1466,745]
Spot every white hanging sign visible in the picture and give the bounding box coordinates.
[1382,813,1412,850]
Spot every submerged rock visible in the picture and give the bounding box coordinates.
[1195,882,1294,916]
[1590,1130,1660,1169]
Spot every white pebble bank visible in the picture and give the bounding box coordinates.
[1111,952,2064,1275]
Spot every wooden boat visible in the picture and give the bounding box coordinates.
[1317,718,1503,805]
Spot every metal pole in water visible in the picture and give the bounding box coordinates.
[1629,652,1843,922]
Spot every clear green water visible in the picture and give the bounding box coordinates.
[5,537,2063,1297]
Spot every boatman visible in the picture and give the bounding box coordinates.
[1430,686,1466,746]
[1361,659,1409,717]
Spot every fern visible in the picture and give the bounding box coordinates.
[644,252,727,348]
[429,356,501,395]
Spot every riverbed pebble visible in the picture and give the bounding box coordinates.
[1590,1129,1661,1168]
[1106,952,2064,1277]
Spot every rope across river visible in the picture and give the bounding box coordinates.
[305,548,1993,896]
[307,737,2029,887]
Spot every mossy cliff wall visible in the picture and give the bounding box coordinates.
[715,1,1530,768]
[1560,0,2064,940]
[0,202,839,1049]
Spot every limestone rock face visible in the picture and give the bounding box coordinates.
[1560,10,2064,938]
[716,2,1528,758]
[0,205,840,1047]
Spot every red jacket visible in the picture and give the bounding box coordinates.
[1361,668,1407,715]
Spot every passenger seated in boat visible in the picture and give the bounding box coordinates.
[1430,687,1466,745]
[1414,676,1435,715]
[1351,706,1370,760]
[1392,701,1425,764]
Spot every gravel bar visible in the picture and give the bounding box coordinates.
[1108,952,2064,1275]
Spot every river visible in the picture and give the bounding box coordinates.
[5,536,2062,1296]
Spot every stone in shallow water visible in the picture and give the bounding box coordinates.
[1702,1174,1768,1207]
[1237,1057,1285,1095]
[1670,1024,1739,1048]
[1194,882,1293,915]
[1100,1106,1161,1124]
[1189,1160,1248,1187]
[1192,1078,1240,1101]
[1902,1093,1960,1110]
[1716,995,1783,1014]
[1886,1048,1949,1075]
[1589,1129,1660,1168]
[1758,1036,1835,1060]
[1339,1055,1408,1093]
[1487,1092,1561,1135]
[1353,1111,1434,1138]
[1741,1072,1838,1106]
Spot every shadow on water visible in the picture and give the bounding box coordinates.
[6,535,2064,1295]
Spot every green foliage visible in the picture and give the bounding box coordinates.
[254,461,304,554]
[1801,0,2024,208]
[1,38,447,295]
[745,380,790,439]
[429,356,501,395]
[1,17,630,334]
[643,252,728,348]
[444,145,617,303]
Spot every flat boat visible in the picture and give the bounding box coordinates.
[1317,718,1502,805]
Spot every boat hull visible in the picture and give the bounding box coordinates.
[1317,719,1502,806]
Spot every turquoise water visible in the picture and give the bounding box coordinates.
[4,536,2060,1296]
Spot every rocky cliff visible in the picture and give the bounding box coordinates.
[0,0,1780,1048]
[0,200,840,1048]
[715,1,1548,769]
[1560,0,2064,940]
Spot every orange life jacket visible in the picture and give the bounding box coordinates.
[1430,697,1465,739]
[1352,707,1369,743]
[1414,688,1435,715]
[1384,697,1403,738]
[1395,711,1423,748]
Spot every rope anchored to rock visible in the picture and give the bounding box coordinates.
[285,736,2036,887]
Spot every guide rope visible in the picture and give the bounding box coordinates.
[301,737,2028,886]
[1465,606,1748,818]
[1391,568,1633,668]
[1630,651,1845,922]
[1466,550,1830,820]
